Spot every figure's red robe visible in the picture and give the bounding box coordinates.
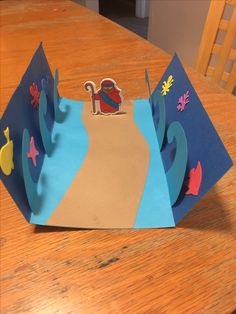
[94,90,121,113]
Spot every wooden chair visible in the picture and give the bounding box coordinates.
[196,0,236,93]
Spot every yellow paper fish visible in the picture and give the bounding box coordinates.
[0,127,14,175]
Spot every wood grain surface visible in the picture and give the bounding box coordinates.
[0,1,235,313]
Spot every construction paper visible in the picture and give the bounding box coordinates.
[151,90,166,151]
[0,44,233,229]
[0,127,14,176]
[22,128,42,214]
[165,121,188,206]
[0,43,55,221]
[185,161,202,196]
[177,91,190,112]
[151,87,188,206]
[161,75,174,96]
[39,91,54,156]
[53,69,68,123]
[29,83,40,109]
[151,54,233,224]
[31,98,173,228]
[41,75,50,96]
[47,100,150,228]
[133,100,174,228]
[30,98,89,225]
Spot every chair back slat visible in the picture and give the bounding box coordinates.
[212,6,236,84]
[196,0,225,74]
[196,0,236,93]
[226,62,236,91]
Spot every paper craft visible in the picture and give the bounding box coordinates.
[0,44,233,228]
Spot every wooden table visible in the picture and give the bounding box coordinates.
[1,1,235,313]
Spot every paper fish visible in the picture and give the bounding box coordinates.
[0,127,14,176]
[185,161,202,196]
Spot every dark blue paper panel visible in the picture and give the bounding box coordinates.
[0,43,55,221]
[151,54,233,224]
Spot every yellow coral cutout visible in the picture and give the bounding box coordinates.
[0,127,14,175]
[161,75,174,96]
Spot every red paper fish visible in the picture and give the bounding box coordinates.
[29,83,40,109]
[185,161,202,196]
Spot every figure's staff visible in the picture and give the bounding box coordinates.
[84,81,96,114]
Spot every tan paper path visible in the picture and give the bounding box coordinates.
[48,101,150,228]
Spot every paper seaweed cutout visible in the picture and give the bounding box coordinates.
[177,90,190,112]
[185,161,202,196]
[39,90,54,155]
[166,121,188,206]
[29,83,40,109]
[41,75,50,96]
[0,127,14,176]
[85,78,123,115]
[27,136,39,167]
[152,90,166,151]
[161,75,174,96]
[22,129,42,214]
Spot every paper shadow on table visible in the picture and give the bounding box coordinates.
[34,224,82,233]
[177,186,233,232]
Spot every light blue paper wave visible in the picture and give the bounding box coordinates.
[30,98,89,224]
[133,99,175,228]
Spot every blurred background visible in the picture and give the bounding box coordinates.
[75,0,211,67]
[74,0,235,94]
